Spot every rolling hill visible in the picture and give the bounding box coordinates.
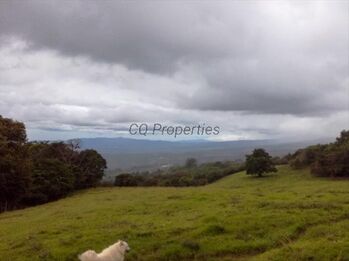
[0,166,348,261]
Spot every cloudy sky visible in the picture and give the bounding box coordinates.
[0,1,348,141]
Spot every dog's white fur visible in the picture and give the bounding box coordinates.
[78,240,130,261]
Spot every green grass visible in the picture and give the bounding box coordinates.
[0,166,348,261]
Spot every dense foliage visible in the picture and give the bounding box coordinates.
[114,161,245,187]
[0,116,31,211]
[245,148,277,177]
[0,116,107,211]
[289,130,349,177]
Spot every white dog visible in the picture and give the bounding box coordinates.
[79,240,130,261]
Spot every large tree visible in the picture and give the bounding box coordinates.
[25,158,75,204]
[26,142,107,204]
[74,149,107,189]
[0,116,108,210]
[245,148,277,177]
[25,142,76,204]
[0,116,31,211]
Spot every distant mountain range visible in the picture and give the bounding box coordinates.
[76,137,331,172]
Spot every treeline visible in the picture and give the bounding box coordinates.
[289,130,349,177]
[2,115,346,211]
[114,158,245,187]
[0,116,106,212]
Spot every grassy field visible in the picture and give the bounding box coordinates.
[0,166,348,261]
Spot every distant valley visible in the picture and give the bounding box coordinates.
[77,137,331,173]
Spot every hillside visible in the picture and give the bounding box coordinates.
[0,166,348,261]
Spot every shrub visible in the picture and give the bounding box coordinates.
[203,224,226,235]
[182,240,200,251]
[289,145,325,169]
[290,130,349,178]
[311,133,349,177]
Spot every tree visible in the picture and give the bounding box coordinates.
[245,149,277,177]
[185,158,197,168]
[25,142,107,205]
[0,116,108,211]
[0,116,31,211]
[336,130,349,145]
[24,158,75,204]
[25,142,76,205]
[74,149,107,189]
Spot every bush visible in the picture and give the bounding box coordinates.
[203,224,226,235]
[182,240,200,251]
[289,130,349,178]
[114,174,139,186]
[289,145,325,169]
[311,131,349,177]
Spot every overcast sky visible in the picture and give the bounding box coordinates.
[0,1,348,141]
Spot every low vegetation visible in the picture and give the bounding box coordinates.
[114,158,245,187]
[289,130,349,177]
[0,166,348,261]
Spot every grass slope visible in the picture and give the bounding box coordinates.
[0,166,348,261]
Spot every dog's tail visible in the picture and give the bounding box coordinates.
[78,250,99,261]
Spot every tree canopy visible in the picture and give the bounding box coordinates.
[245,148,277,177]
[0,115,107,212]
[0,116,31,211]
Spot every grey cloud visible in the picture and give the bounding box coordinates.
[181,56,348,114]
[2,0,346,115]
[0,2,346,71]
[0,1,239,73]
[0,1,348,140]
